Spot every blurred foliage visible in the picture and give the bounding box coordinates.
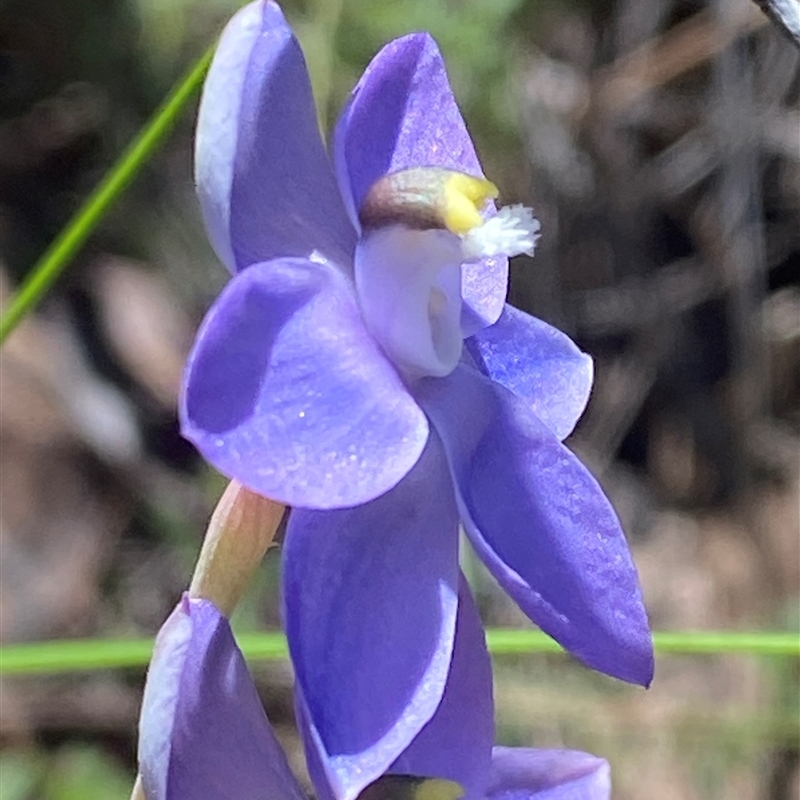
[1,746,130,800]
[0,751,45,800]
[43,746,131,800]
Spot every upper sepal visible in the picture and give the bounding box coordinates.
[195,0,355,273]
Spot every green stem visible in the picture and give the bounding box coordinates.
[0,45,214,345]
[1,630,796,676]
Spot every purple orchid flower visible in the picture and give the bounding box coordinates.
[137,588,611,800]
[182,2,652,796]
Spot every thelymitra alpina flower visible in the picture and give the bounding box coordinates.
[177,3,653,797]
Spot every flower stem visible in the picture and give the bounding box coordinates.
[188,481,285,617]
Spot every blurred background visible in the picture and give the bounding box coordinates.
[0,0,798,798]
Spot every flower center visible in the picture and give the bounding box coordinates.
[355,168,540,379]
[355,225,464,379]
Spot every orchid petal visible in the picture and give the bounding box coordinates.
[138,596,305,800]
[283,433,460,800]
[181,257,428,509]
[466,305,594,440]
[415,365,654,686]
[389,575,494,800]
[295,689,337,800]
[333,33,507,333]
[195,0,355,273]
[487,748,611,800]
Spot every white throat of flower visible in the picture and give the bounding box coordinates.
[356,169,540,380]
[355,226,464,379]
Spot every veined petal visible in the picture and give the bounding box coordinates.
[487,748,611,800]
[195,0,355,273]
[466,305,594,441]
[181,258,428,509]
[138,596,305,800]
[333,33,507,334]
[284,433,460,800]
[414,364,654,687]
[388,575,494,800]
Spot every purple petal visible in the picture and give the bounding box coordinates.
[466,305,594,441]
[333,33,506,333]
[414,365,654,686]
[195,0,355,273]
[283,433,460,800]
[389,575,494,800]
[138,596,305,800]
[487,748,611,800]
[181,257,428,509]
[459,255,510,339]
[295,689,337,800]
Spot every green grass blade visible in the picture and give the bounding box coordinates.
[1,630,796,676]
[0,632,289,676]
[0,45,214,345]
[486,629,800,656]
[649,630,800,656]
[0,638,158,675]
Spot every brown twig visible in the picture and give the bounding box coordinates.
[595,6,766,112]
